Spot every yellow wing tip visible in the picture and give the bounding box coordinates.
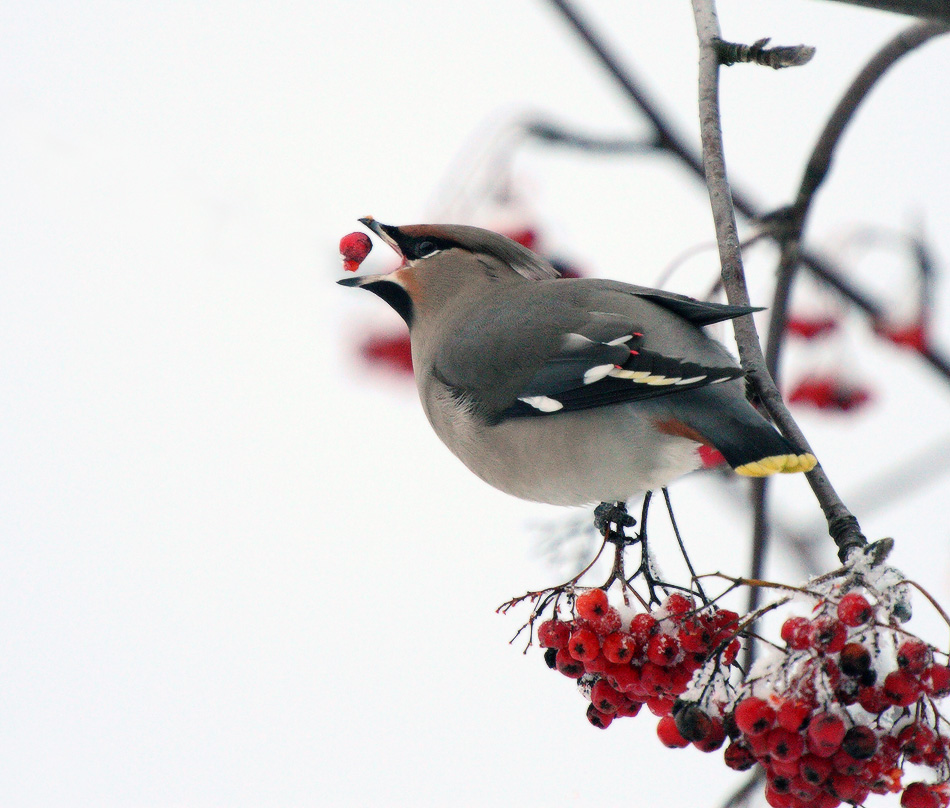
[735,453,817,477]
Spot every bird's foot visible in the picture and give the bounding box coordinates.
[593,501,636,537]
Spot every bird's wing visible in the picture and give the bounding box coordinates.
[624,288,763,327]
[500,327,744,418]
[430,281,749,421]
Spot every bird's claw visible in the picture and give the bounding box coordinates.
[593,501,637,536]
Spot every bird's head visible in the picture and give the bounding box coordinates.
[337,218,559,327]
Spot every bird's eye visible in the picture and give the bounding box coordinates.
[414,240,441,259]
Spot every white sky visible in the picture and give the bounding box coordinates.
[1,2,949,806]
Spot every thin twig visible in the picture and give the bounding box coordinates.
[524,120,660,153]
[661,487,707,602]
[743,477,769,671]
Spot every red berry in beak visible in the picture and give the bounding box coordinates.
[339,231,372,272]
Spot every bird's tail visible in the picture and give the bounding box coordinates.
[658,386,817,477]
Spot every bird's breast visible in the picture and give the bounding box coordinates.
[416,377,702,505]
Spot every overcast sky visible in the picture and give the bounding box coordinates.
[2,2,949,806]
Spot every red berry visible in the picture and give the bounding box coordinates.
[922,664,950,697]
[841,725,878,760]
[768,774,792,795]
[813,790,843,808]
[585,653,610,674]
[589,607,623,636]
[537,619,571,649]
[712,608,740,630]
[768,728,805,761]
[764,784,795,808]
[812,616,847,653]
[674,703,713,741]
[602,632,639,663]
[640,662,673,696]
[799,752,834,784]
[723,741,757,771]
[777,699,812,733]
[568,627,600,663]
[586,703,614,729]
[897,640,933,675]
[839,642,872,676]
[806,713,846,757]
[722,638,741,666]
[693,718,726,753]
[746,730,773,758]
[576,589,610,621]
[339,231,372,272]
[734,696,776,736]
[828,772,864,802]
[647,695,674,716]
[590,679,624,713]
[903,782,942,808]
[628,612,658,643]
[898,724,936,761]
[609,662,642,695]
[922,741,949,769]
[647,633,681,667]
[554,648,584,678]
[616,698,643,718]
[679,619,713,653]
[858,685,888,714]
[781,616,812,650]
[837,592,873,626]
[789,775,821,802]
[770,757,802,779]
[883,669,922,707]
[831,749,863,776]
[664,593,694,616]
[656,714,690,748]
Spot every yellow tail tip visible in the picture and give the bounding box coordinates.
[735,452,817,477]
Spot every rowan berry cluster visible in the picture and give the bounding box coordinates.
[535,567,950,808]
[537,589,742,733]
[717,587,950,808]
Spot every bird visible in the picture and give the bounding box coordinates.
[339,217,816,507]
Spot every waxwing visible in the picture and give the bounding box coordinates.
[339,218,816,506]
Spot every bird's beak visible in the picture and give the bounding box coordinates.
[358,216,403,257]
[336,266,414,326]
[337,273,389,288]
[337,217,409,289]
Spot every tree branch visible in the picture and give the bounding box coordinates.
[690,0,868,561]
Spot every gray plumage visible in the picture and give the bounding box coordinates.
[339,219,816,505]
